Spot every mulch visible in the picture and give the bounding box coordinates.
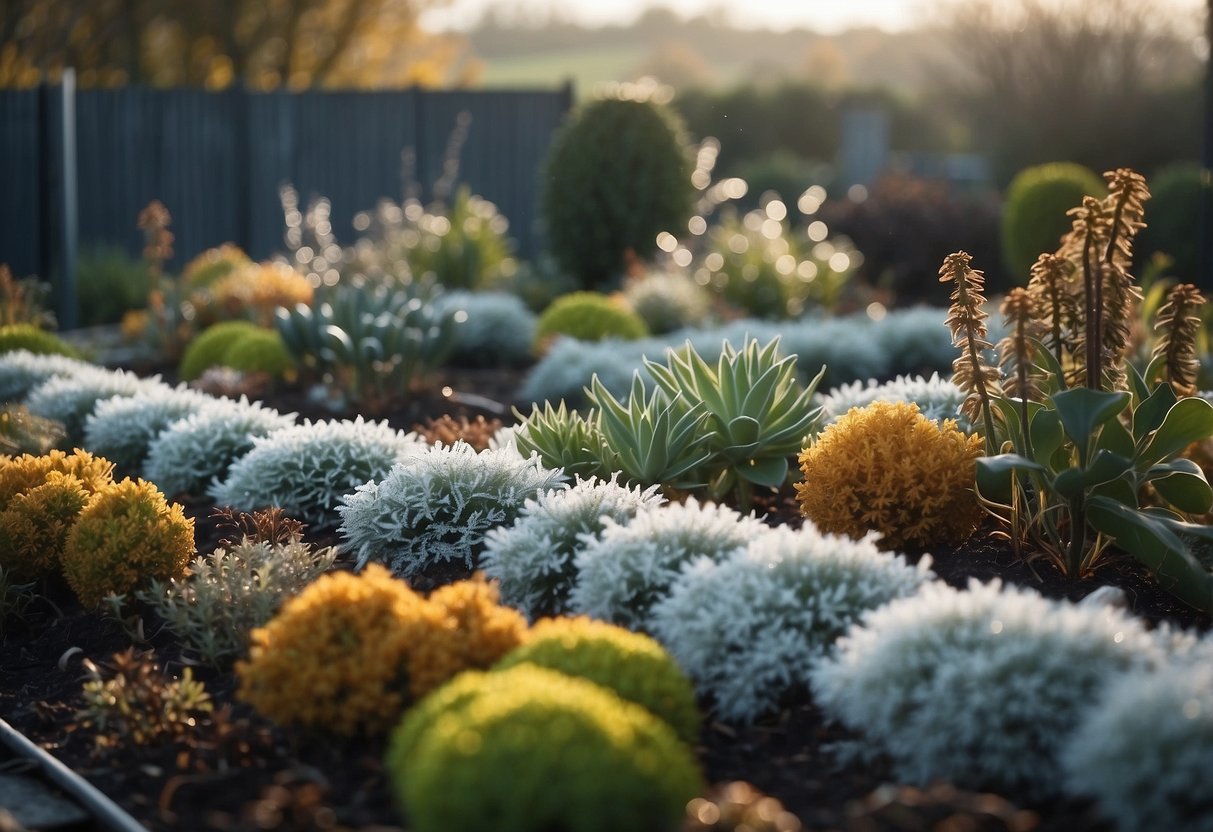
[1,364,1206,831]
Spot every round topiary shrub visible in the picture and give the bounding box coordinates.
[0,448,114,512]
[386,664,704,832]
[496,616,700,743]
[1062,654,1213,832]
[1001,162,1105,280]
[220,327,295,378]
[542,95,694,290]
[61,478,195,608]
[623,271,713,335]
[809,579,1186,799]
[1141,162,1206,282]
[0,324,82,360]
[533,292,649,355]
[178,320,262,381]
[796,401,984,549]
[0,472,91,580]
[237,564,445,736]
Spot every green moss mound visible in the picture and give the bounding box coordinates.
[387,665,703,832]
[534,292,649,354]
[495,616,701,743]
[221,328,295,378]
[177,321,262,381]
[1001,162,1106,280]
[542,96,693,290]
[0,325,81,360]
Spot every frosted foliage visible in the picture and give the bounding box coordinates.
[1062,651,1213,832]
[0,350,95,404]
[481,475,664,620]
[818,373,970,429]
[569,499,769,632]
[623,272,712,334]
[209,417,423,528]
[145,397,296,496]
[27,367,167,443]
[337,444,567,578]
[521,336,652,404]
[83,385,213,475]
[810,580,1186,799]
[651,525,932,723]
[436,291,537,366]
[752,318,887,388]
[873,307,1006,378]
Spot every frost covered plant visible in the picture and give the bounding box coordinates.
[0,350,94,404]
[83,385,213,476]
[435,290,537,367]
[144,397,295,496]
[481,475,663,619]
[570,499,770,632]
[138,532,337,666]
[210,417,423,529]
[623,272,713,335]
[651,525,932,722]
[338,444,566,577]
[817,373,970,430]
[810,579,1186,798]
[27,366,164,444]
[1061,653,1213,832]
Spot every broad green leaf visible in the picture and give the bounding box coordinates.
[1087,497,1213,615]
[1151,470,1213,515]
[1131,382,1178,443]
[1139,397,1213,470]
[1094,414,1135,459]
[1051,388,1130,447]
[738,456,789,487]
[1030,408,1065,466]
[976,453,1044,501]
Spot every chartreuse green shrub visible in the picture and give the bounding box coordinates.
[386,665,703,832]
[533,292,649,355]
[1141,162,1207,282]
[1062,652,1213,832]
[958,169,1213,615]
[810,579,1187,798]
[62,478,195,608]
[0,324,81,360]
[220,327,294,378]
[481,475,662,619]
[1000,161,1105,280]
[178,320,262,381]
[542,94,693,290]
[496,616,700,743]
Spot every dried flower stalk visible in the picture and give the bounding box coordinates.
[1152,283,1206,396]
[940,251,1003,453]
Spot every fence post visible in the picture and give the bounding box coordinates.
[43,69,78,330]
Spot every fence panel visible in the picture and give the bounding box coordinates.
[0,90,44,277]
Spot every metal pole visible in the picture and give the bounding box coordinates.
[57,67,78,330]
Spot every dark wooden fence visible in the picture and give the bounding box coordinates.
[0,79,572,327]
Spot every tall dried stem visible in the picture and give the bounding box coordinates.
[940,251,1003,453]
[1152,283,1207,396]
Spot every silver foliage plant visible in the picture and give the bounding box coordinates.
[810,579,1191,799]
[145,397,297,497]
[651,524,932,723]
[337,443,566,578]
[622,271,713,335]
[480,474,664,620]
[1062,648,1213,832]
[569,499,769,632]
[210,417,424,528]
[138,535,338,666]
[817,372,971,429]
[83,385,213,475]
[26,366,166,444]
[435,290,537,367]
[0,350,94,404]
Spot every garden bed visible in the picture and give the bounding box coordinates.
[1,361,1208,832]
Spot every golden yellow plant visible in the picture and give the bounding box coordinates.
[796,401,984,549]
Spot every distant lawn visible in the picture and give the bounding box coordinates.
[477,45,649,96]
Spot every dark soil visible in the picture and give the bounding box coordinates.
[1,365,1207,831]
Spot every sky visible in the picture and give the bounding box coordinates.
[421,0,1207,34]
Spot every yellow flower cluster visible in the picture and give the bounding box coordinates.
[237,569,527,736]
[796,401,984,549]
[180,244,252,289]
[0,472,91,580]
[0,449,114,511]
[408,578,528,699]
[199,262,314,327]
[497,616,700,744]
[62,478,195,607]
